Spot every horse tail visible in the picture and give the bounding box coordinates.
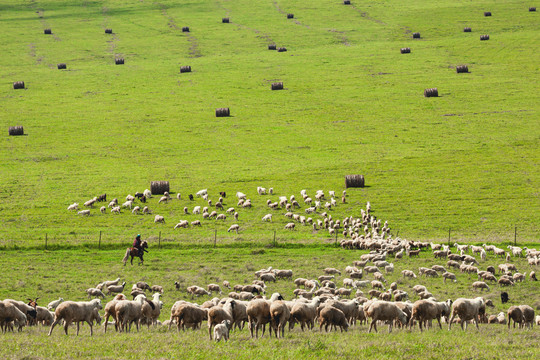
[122,248,130,265]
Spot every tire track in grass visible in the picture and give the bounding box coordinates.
[349,4,387,26]
[102,7,122,60]
[29,0,61,41]
[155,2,202,58]
[271,0,310,29]
[25,2,56,68]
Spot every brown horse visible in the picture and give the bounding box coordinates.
[122,240,148,266]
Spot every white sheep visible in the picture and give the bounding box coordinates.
[196,189,208,197]
[216,214,226,220]
[132,206,140,214]
[158,196,168,204]
[193,206,201,214]
[154,215,165,223]
[228,224,240,234]
[78,210,90,216]
[84,198,97,207]
[100,206,106,214]
[47,297,64,311]
[122,200,133,209]
[111,206,121,214]
[262,214,272,222]
[48,299,102,336]
[67,203,78,211]
[143,189,152,198]
[86,288,106,299]
[174,220,189,229]
[285,223,295,230]
[236,192,246,200]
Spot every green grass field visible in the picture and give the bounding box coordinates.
[0,1,539,358]
[0,0,538,247]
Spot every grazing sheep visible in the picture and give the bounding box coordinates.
[535,315,540,326]
[0,301,27,332]
[530,271,537,281]
[223,281,231,289]
[207,284,222,294]
[141,293,161,328]
[48,299,102,336]
[442,272,457,283]
[270,300,290,338]
[151,285,163,294]
[35,306,55,326]
[262,214,272,222]
[227,224,240,234]
[319,306,349,332]
[365,300,408,333]
[131,206,140,214]
[107,282,126,295]
[290,297,322,331]
[111,206,121,214]
[207,299,236,340]
[213,319,231,342]
[409,299,452,331]
[154,215,165,223]
[78,210,90,216]
[448,297,485,331]
[402,270,417,279]
[518,305,535,329]
[284,222,295,230]
[170,303,208,331]
[67,203,79,211]
[116,295,151,332]
[86,288,105,299]
[47,298,64,311]
[472,281,490,292]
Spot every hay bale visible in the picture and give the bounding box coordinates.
[529,7,536,12]
[151,181,170,195]
[271,82,283,90]
[345,175,364,188]
[182,27,190,32]
[13,81,25,90]
[456,65,469,73]
[222,18,229,23]
[484,11,492,17]
[57,63,66,70]
[180,66,191,73]
[44,29,52,34]
[412,32,420,39]
[424,88,438,97]
[287,14,294,19]
[480,34,490,41]
[115,58,124,65]
[400,48,411,54]
[344,0,351,4]
[463,27,472,32]
[105,29,113,34]
[268,44,277,50]
[277,47,287,52]
[216,108,230,117]
[8,126,24,136]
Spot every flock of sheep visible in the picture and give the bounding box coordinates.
[66,187,360,236]
[2,221,538,340]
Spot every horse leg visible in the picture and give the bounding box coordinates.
[130,255,134,265]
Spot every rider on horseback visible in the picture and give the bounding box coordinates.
[133,234,143,258]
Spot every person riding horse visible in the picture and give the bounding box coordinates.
[133,234,144,257]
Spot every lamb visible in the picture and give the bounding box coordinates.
[48,299,102,336]
[227,224,240,233]
[154,215,165,223]
[196,189,208,197]
[471,281,490,292]
[319,306,349,332]
[213,319,231,342]
[448,297,486,331]
[47,297,64,311]
[86,288,105,299]
[0,301,27,332]
[193,206,201,214]
[507,306,524,329]
[223,281,231,289]
[207,299,236,340]
[107,282,126,295]
[365,300,408,333]
[67,203,79,211]
[111,206,121,214]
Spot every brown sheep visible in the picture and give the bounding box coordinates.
[507,306,524,329]
[0,301,27,332]
[448,297,485,331]
[103,294,128,333]
[290,297,321,331]
[365,300,408,333]
[319,306,349,332]
[410,299,452,331]
[207,299,235,340]
[171,303,208,331]
[48,299,102,336]
[270,300,290,338]
[518,305,535,329]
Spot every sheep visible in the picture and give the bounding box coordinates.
[246,293,283,338]
[78,210,91,216]
[530,271,537,281]
[472,281,490,292]
[373,272,387,283]
[365,300,408,333]
[226,207,235,214]
[270,300,290,338]
[519,305,535,329]
[325,299,360,325]
[197,189,208,197]
[150,285,163,294]
[67,203,79,211]
[170,303,208,331]
[535,315,540,326]
[0,301,27,332]
[3,299,37,326]
[35,306,55,326]
[154,215,165,223]
[290,297,321,331]
[193,206,201,215]
[324,268,341,275]
[141,293,161,328]
[86,288,105,299]
[233,212,239,220]
[448,297,486,331]
[115,295,151,332]
[227,224,240,234]
[284,222,296,230]
[223,281,231,289]
[319,306,349,332]
[371,280,385,290]
[402,270,417,278]
[84,198,97,208]
[174,220,189,229]
[103,294,128,333]
[507,306,524,329]
[47,298,64,311]
[442,272,457,283]
[213,319,231,342]
[122,200,134,209]
[207,299,236,340]
[107,282,126,295]
[409,299,452,331]
[48,299,102,336]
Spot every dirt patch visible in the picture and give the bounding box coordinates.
[350,5,387,26]
[328,29,350,46]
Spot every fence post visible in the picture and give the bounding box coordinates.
[99,231,102,250]
[214,229,217,248]
[514,226,517,246]
[45,233,48,250]
[273,230,276,247]
[159,231,161,249]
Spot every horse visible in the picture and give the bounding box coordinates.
[122,240,148,266]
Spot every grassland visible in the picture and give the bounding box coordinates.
[0,0,538,247]
[1,246,539,359]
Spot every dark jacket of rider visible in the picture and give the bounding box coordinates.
[133,235,142,254]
